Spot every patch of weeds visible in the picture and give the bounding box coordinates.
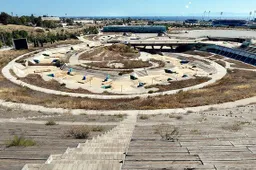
[221,121,250,132]
[169,114,183,120]
[66,126,91,139]
[45,120,57,126]
[91,126,105,132]
[114,114,125,119]
[190,129,200,134]
[6,136,36,147]
[148,90,154,94]
[186,110,193,114]
[176,116,183,120]
[208,107,217,111]
[88,118,97,121]
[6,108,12,112]
[154,124,179,142]
[139,115,150,120]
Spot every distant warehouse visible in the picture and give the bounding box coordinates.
[103,25,167,33]
[212,20,247,27]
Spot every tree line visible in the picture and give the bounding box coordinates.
[0,30,79,48]
[0,12,63,28]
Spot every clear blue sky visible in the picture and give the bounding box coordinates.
[1,0,256,17]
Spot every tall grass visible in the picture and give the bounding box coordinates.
[6,136,36,147]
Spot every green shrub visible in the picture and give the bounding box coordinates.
[66,126,91,139]
[6,136,36,147]
[155,124,179,141]
[148,90,154,94]
[114,114,124,119]
[45,120,57,126]
[139,115,150,120]
[91,126,104,132]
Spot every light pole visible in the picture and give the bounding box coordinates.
[208,11,211,21]
[220,12,223,19]
[249,11,252,22]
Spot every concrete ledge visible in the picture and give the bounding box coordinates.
[0,95,255,115]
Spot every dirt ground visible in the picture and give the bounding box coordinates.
[226,59,256,69]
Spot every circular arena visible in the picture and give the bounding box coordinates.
[2,30,256,101]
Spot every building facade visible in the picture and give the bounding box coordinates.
[103,25,167,33]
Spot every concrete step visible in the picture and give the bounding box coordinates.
[122,164,216,170]
[22,114,137,170]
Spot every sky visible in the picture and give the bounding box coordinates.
[1,0,256,17]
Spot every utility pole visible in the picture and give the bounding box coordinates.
[208,11,211,21]
[249,11,252,22]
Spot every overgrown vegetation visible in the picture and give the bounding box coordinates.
[65,125,106,139]
[154,124,179,141]
[6,136,36,147]
[86,59,152,69]
[215,60,226,67]
[66,126,91,139]
[45,120,57,126]
[226,59,256,69]
[139,115,150,120]
[222,121,251,132]
[145,77,210,92]
[83,26,99,35]
[0,49,256,111]
[80,44,139,61]
[184,50,212,57]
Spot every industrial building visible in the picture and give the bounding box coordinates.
[212,19,247,27]
[102,25,167,33]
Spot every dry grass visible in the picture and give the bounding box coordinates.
[79,44,139,61]
[145,77,210,92]
[221,121,251,132]
[0,49,256,111]
[226,59,256,69]
[6,136,36,147]
[0,24,36,33]
[215,60,226,67]
[21,74,95,94]
[184,51,213,57]
[0,69,255,111]
[154,124,179,141]
[139,115,150,120]
[86,60,152,69]
[209,55,225,60]
[45,120,57,126]
[169,114,183,120]
[65,125,106,139]
[66,126,91,139]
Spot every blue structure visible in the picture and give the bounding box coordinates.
[67,68,73,75]
[212,20,247,27]
[103,25,167,33]
[185,19,198,24]
[205,45,256,66]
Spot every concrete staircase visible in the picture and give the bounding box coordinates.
[22,114,137,170]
